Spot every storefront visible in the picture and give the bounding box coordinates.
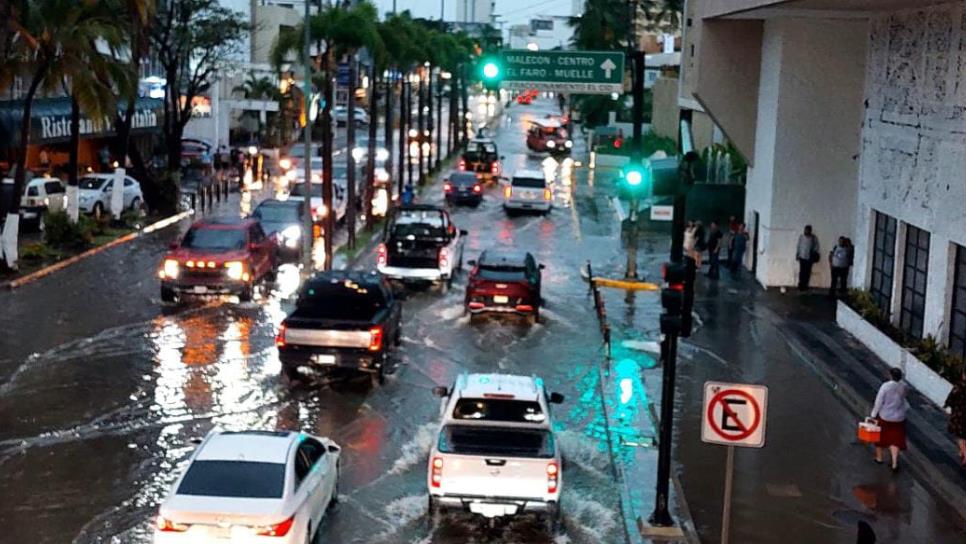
[0,97,163,178]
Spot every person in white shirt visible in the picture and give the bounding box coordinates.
[872,367,909,471]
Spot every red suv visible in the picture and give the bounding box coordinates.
[158,217,277,303]
[465,250,543,323]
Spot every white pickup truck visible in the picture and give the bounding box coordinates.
[427,373,565,532]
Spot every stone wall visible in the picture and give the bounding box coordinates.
[855,2,966,340]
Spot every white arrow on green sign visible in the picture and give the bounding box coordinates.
[498,50,625,95]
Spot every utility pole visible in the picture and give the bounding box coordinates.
[301,0,313,271]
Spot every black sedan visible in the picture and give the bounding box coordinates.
[443,171,483,207]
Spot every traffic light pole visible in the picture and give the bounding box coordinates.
[650,324,679,527]
[625,198,639,279]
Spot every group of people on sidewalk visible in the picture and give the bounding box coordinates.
[682,216,750,280]
[794,225,856,297]
[868,366,966,472]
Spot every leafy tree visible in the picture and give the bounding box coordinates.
[152,0,248,212]
[569,0,630,50]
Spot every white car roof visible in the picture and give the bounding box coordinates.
[28,177,61,185]
[196,431,296,464]
[455,373,541,402]
[512,169,545,180]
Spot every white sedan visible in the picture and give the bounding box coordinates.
[78,173,143,216]
[154,430,341,544]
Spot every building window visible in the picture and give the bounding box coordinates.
[949,245,966,358]
[899,224,930,339]
[869,211,897,314]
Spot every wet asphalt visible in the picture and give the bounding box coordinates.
[0,99,628,544]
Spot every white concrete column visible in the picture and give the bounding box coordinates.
[111,167,126,219]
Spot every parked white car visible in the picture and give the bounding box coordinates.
[427,373,565,533]
[154,430,341,544]
[333,106,369,126]
[77,173,143,216]
[19,177,67,229]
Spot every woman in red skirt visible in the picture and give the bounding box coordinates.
[872,367,909,471]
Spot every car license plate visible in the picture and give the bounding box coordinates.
[311,354,336,365]
[193,286,208,294]
[205,525,231,539]
[470,503,518,517]
[493,295,509,304]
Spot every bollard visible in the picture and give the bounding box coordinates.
[189,192,196,211]
[223,179,229,199]
[215,180,222,203]
[198,189,205,213]
[207,185,214,209]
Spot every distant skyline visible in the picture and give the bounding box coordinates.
[370,0,575,29]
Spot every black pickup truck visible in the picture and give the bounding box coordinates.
[276,270,402,386]
[458,137,502,181]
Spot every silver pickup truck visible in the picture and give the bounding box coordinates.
[427,373,565,533]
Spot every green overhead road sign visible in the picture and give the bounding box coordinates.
[498,50,625,95]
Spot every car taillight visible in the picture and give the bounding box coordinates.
[547,462,558,493]
[156,515,189,533]
[443,182,453,193]
[468,302,485,310]
[438,248,449,269]
[377,243,388,267]
[472,184,482,193]
[254,515,295,537]
[544,188,552,201]
[491,161,500,175]
[368,326,383,352]
[458,158,466,171]
[275,324,286,347]
[504,186,512,199]
[515,304,534,313]
[431,456,444,488]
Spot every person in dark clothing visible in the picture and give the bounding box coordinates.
[796,225,820,291]
[706,221,723,279]
[731,223,749,275]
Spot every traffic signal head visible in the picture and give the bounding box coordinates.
[482,61,500,79]
[621,160,652,198]
[662,262,686,287]
[479,57,502,90]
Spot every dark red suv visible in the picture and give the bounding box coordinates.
[465,250,543,323]
[158,217,277,303]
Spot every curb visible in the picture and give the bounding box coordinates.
[3,210,193,290]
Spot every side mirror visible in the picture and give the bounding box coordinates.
[466,259,477,266]
[189,436,203,445]
[169,242,179,250]
[459,229,468,236]
[327,444,340,453]
[432,386,450,398]
[549,392,565,404]
[538,263,546,270]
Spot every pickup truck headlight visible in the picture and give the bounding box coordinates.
[565,140,573,149]
[162,259,179,279]
[375,149,390,162]
[352,147,365,162]
[279,158,292,170]
[225,261,246,281]
[546,140,556,149]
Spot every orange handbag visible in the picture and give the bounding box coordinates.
[857,418,881,444]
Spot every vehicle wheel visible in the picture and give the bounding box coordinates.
[329,464,340,508]
[282,364,301,382]
[427,496,441,528]
[370,365,385,387]
[544,505,561,535]
[394,328,402,347]
[265,264,278,283]
[92,201,104,218]
[239,282,254,302]
[129,197,142,212]
[160,286,176,304]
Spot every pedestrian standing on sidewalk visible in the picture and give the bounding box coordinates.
[944,367,966,466]
[726,216,738,265]
[871,368,909,471]
[796,225,820,291]
[693,221,706,268]
[706,221,723,279]
[829,236,851,298]
[684,221,698,264]
[731,223,749,274]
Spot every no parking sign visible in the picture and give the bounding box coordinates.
[701,381,768,448]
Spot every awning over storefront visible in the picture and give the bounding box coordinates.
[0,97,163,150]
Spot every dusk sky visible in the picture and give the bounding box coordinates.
[370,0,577,30]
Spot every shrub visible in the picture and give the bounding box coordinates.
[19,242,54,262]
[43,212,94,250]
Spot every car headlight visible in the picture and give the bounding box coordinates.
[375,169,390,183]
[352,148,365,162]
[286,169,297,181]
[225,261,246,281]
[279,158,292,170]
[281,225,301,240]
[313,204,328,218]
[162,259,179,279]
[547,140,556,148]
[375,149,390,162]
[565,140,573,149]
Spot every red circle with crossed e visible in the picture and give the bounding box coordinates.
[706,389,761,441]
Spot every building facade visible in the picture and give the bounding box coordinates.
[506,17,575,51]
[681,0,966,350]
[456,0,494,24]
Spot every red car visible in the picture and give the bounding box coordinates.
[158,217,277,303]
[465,250,543,323]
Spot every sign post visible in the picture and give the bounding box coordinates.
[497,50,625,95]
[701,381,768,544]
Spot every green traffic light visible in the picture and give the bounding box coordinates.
[626,170,643,186]
[482,62,500,79]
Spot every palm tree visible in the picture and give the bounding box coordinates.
[233,73,280,100]
[569,0,631,50]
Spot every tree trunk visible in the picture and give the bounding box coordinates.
[417,73,425,184]
[384,72,394,201]
[67,96,82,223]
[346,57,357,250]
[365,64,378,229]
[448,76,457,156]
[435,70,443,166]
[460,64,469,148]
[402,78,411,193]
[321,51,335,270]
[426,65,433,172]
